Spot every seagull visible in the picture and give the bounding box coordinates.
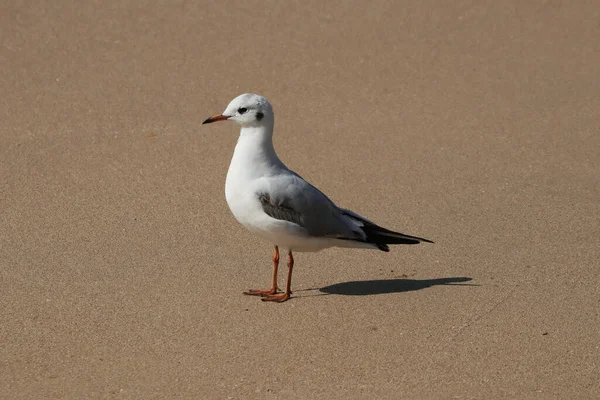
[203,94,433,302]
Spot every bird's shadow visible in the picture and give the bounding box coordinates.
[308,276,475,296]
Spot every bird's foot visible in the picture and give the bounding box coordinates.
[261,292,291,302]
[243,288,279,296]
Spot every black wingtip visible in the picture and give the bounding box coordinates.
[377,243,390,252]
[362,226,434,246]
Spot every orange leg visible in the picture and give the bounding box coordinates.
[262,250,293,302]
[244,246,280,296]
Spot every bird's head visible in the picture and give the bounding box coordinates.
[203,93,273,128]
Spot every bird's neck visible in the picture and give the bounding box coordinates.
[239,123,275,154]
[228,122,285,178]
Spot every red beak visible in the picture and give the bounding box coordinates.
[202,114,229,124]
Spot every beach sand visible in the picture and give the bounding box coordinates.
[2,1,599,398]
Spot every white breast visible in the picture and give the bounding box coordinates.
[224,128,281,229]
[223,127,338,252]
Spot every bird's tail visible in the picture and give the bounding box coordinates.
[341,209,434,252]
[362,224,434,251]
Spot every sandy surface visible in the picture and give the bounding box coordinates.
[1,1,599,399]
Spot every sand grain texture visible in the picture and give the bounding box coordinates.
[1,1,599,399]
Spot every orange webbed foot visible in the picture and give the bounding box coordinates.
[261,292,291,302]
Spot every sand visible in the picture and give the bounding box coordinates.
[1,1,599,398]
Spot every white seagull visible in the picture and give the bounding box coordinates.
[203,93,433,302]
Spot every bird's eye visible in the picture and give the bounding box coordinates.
[238,107,248,114]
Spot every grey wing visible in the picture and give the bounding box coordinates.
[257,175,361,239]
[258,193,304,226]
